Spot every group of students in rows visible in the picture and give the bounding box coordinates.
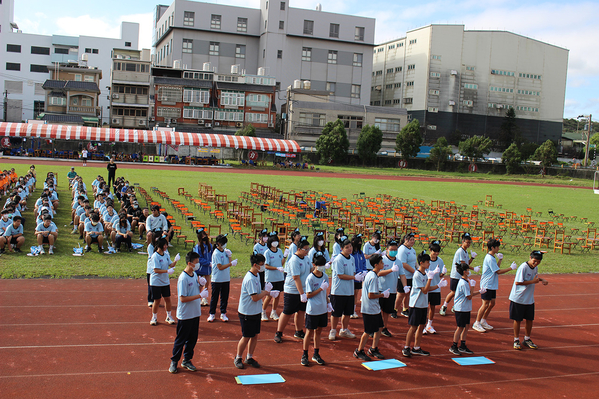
[144,225,548,374]
[1,165,62,255]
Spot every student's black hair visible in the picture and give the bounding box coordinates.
[186,251,200,264]
[487,238,501,251]
[151,204,160,212]
[455,262,470,276]
[258,228,268,237]
[429,240,441,253]
[340,237,352,249]
[267,233,280,249]
[313,232,325,251]
[369,253,383,267]
[215,234,228,246]
[417,251,431,264]
[530,250,543,261]
[290,229,301,242]
[156,236,168,250]
[250,253,266,265]
[387,238,399,247]
[371,230,382,250]
[461,232,472,242]
[402,232,415,244]
[312,253,327,266]
[12,215,22,223]
[299,238,311,248]
[91,213,100,223]
[351,234,363,254]
[42,214,52,221]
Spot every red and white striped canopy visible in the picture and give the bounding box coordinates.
[0,122,301,153]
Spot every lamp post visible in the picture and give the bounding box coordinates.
[578,114,593,167]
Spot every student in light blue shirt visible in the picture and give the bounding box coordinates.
[509,251,548,350]
[0,216,25,253]
[209,234,237,323]
[112,214,132,252]
[301,253,330,367]
[169,251,208,374]
[286,229,301,265]
[424,241,447,335]
[350,234,367,319]
[0,209,13,236]
[150,237,180,326]
[378,239,407,336]
[473,239,516,333]
[253,228,269,290]
[397,232,417,318]
[329,236,357,341]
[307,232,331,264]
[192,228,212,306]
[331,227,345,259]
[362,230,382,268]
[441,233,475,316]
[262,233,286,321]
[449,262,483,356]
[35,214,58,254]
[84,213,104,253]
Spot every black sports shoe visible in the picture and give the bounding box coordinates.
[368,347,385,359]
[244,357,260,368]
[98,247,104,253]
[449,344,461,356]
[14,247,22,253]
[294,330,305,339]
[234,357,244,369]
[402,347,412,358]
[85,246,92,253]
[459,345,474,355]
[301,353,310,367]
[181,359,197,371]
[400,310,409,318]
[312,353,326,365]
[274,332,283,343]
[353,349,371,362]
[168,361,178,374]
[523,339,538,349]
[411,348,430,356]
[390,310,398,319]
[381,328,392,337]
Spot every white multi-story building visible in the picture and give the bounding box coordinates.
[0,0,139,123]
[371,25,568,144]
[152,0,375,108]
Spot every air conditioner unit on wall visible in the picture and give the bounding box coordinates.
[268,123,274,128]
[205,123,212,128]
[112,118,119,124]
[497,104,504,109]
[214,121,220,126]
[198,120,205,125]
[112,93,119,99]
[139,119,146,126]
[236,122,243,128]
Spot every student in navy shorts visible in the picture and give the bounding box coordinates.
[449,263,484,356]
[301,253,330,366]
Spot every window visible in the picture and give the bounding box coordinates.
[183,107,213,120]
[388,44,395,50]
[80,98,92,107]
[182,39,193,53]
[409,39,417,45]
[429,89,439,95]
[303,20,314,35]
[375,70,382,76]
[430,72,440,77]
[489,86,514,93]
[395,67,402,73]
[326,82,336,93]
[353,53,362,67]
[158,87,183,103]
[209,42,219,56]
[122,42,130,48]
[279,20,284,29]
[237,17,247,32]
[183,88,210,104]
[384,100,392,105]
[517,90,540,96]
[277,50,282,59]
[157,107,181,118]
[372,101,381,106]
[406,81,414,86]
[265,1,268,9]
[74,74,82,81]
[85,48,92,53]
[338,115,363,128]
[7,44,21,53]
[263,49,265,58]
[464,83,478,89]
[355,26,364,41]
[330,23,339,38]
[463,100,473,107]
[31,46,50,55]
[351,85,361,99]
[220,91,245,107]
[466,66,475,71]
[431,55,441,60]
[92,49,98,54]
[491,69,514,76]
[84,75,94,82]
[516,106,539,112]
[427,125,437,130]
[280,1,286,10]
[385,68,392,74]
[6,62,20,71]
[299,112,325,127]
[54,48,69,54]
[328,50,337,64]
[301,47,312,62]
[399,42,404,47]
[184,11,194,26]
[214,109,244,121]
[235,45,246,59]
[30,64,48,73]
[428,107,439,113]
[393,99,400,104]
[407,64,415,70]
[394,83,401,88]
[518,72,541,80]
[49,96,66,106]
[265,20,268,29]
[211,14,221,29]
[375,117,401,132]
[403,97,413,104]
[245,113,269,123]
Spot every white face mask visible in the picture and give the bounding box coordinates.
[373,239,379,244]
[317,240,324,247]
[262,236,268,243]
[221,243,227,249]
[272,241,279,248]
[193,262,200,271]
[316,266,326,273]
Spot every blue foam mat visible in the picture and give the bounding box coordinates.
[452,356,495,366]
[235,373,286,385]
[362,358,407,371]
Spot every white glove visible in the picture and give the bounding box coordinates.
[510,261,518,270]
[331,255,337,262]
[473,266,481,273]
[277,267,285,273]
[469,279,476,287]
[269,290,280,298]
[231,259,238,267]
[471,251,477,259]
[173,253,180,262]
[264,282,273,292]
[325,262,332,269]
[442,265,447,275]
[300,293,307,303]
[167,267,175,275]
[432,266,440,274]
[497,253,503,260]
[403,286,411,293]
[438,279,448,288]
[426,270,436,280]
[283,248,290,257]
[320,280,329,290]
[374,249,382,255]
[198,276,207,286]
[383,288,390,299]
[354,272,365,282]
[327,303,334,313]
[199,289,209,298]
[391,263,399,272]
[479,287,487,294]
[225,249,232,257]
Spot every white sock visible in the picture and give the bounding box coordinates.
[167,311,172,318]
[50,245,54,250]
[524,336,530,340]
[443,302,449,307]
[514,337,519,342]
[426,320,432,328]
[481,319,487,324]
[246,353,253,359]
[151,313,157,320]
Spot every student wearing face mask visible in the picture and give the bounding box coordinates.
[301,253,330,367]
[168,251,208,374]
[328,236,358,341]
[396,232,417,319]
[331,228,345,259]
[0,209,13,237]
[350,234,367,319]
[253,229,269,290]
[263,233,286,321]
[308,232,331,264]
[193,228,212,306]
[378,239,407,337]
[286,229,301,264]
[363,230,382,267]
[208,234,237,323]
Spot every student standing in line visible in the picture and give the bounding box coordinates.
[509,250,548,350]
[301,253,329,366]
[308,232,331,263]
[263,232,286,321]
[449,263,484,355]
[331,228,345,259]
[395,233,417,318]
[378,239,408,337]
[329,237,359,341]
[168,251,209,374]
[253,228,269,290]
[286,229,301,263]
[440,233,476,316]
[193,228,212,306]
[424,240,445,334]
[350,234,367,319]
[208,234,237,322]
[362,230,382,266]
[146,233,158,307]
[150,237,180,326]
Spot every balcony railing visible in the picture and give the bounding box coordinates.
[68,106,99,115]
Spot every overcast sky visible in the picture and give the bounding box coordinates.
[14,0,599,119]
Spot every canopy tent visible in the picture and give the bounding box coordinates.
[0,122,301,153]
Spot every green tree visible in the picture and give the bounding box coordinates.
[315,119,350,165]
[499,108,521,148]
[502,143,521,174]
[428,137,453,171]
[591,132,599,147]
[395,119,423,161]
[235,124,256,137]
[519,141,539,161]
[458,135,493,161]
[356,124,383,166]
[533,140,558,169]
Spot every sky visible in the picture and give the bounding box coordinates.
[13,0,599,119]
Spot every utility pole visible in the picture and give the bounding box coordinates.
[3,90,7,122]
[583,114,593,167]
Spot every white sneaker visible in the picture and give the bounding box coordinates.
[425,325,436,334]
[207,314,215,322]
[481,320,494,330]
[147,302,154,307]
[270,311,279,321]
[220,314,229,322]
[165,316,176,325]
[261,311,268,322]
[328,329,337,341]
[48,247,54,255]
[339,329,356,339]
[168,242,173,247]
[38,246,45,254]
[150,318,157,326]
[350,312,359,319]
[472,321,486,333]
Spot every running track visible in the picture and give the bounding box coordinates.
[1,274,598,398]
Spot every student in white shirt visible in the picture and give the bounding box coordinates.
[424,241,446,334]
[301,253,330,367]
[328,236,358,341]
[262,233,286,321]
[208,234,237,323]
[149,237,180,325]
[35,214,58,254]
[440,233,475,316]
[253,228,269,290]
[449,263,484,355]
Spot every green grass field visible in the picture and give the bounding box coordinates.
[1,161,598,279]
